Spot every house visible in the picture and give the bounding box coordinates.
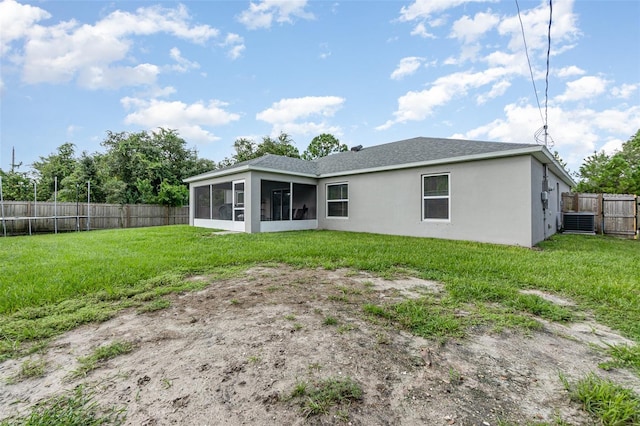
[184,137,574,247]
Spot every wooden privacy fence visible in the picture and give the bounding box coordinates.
[0,202,188,236]
[561,192,639,237]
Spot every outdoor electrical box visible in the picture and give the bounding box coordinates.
[541,191,549,209]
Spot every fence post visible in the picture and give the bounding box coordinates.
[597,193,604,234]
[87,181,91,231]
[54,176,58,234]
[0,176,6,237]
[636,195,639,238]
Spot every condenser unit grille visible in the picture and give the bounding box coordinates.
[563,212,595,233]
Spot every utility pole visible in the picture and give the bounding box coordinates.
[10,146,22,172]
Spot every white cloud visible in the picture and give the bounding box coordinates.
[0,0,50,56]
[237,0,314,30]
[398,0,494,22]
[483,50,525,72]
[555,65,585,78]
[611,83,638,99]
[382,1,586,131]
[452,102,640,172]
[140,86,177,99]
[121,98,241,143]
[445,43,483,65]
[555,76,610,103]
[220,33,245,60]
[96,4,218,43]
[450,11,499,44]
[77,64,160,90]
[377,68,509,130]
[169,47,200,73]
[390,57,424,80]
[497,0,579,54]
[9,3,218,89]
[256,96,345,136]
[410,22,436,39]
[476,80,511,104]
[600,138,624,155]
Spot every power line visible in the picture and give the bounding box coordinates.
[544,0,553,143]
[515,0,554,148]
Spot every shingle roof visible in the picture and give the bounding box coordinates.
[313,137,536,175]
[233,154,318,175]
[186,136,559,182]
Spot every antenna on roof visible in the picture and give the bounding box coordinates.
[534,126,554,148]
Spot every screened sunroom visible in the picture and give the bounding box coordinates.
[258,179,317,232]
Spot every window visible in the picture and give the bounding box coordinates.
[194,185,211,219]
[327,183,348,218]
[212,182,233,220]
[233,181,245,221]
[260,180,317,221]
[196,180,244,221]
[423,174,449,220]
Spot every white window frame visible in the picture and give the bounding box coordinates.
[232,180,245,222]
[422,173,450,221]
[326,182,349,219]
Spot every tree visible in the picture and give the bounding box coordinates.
[620,129,640,193]
[31,143,78,201]
[552,150,568,170]
[231,138,258,163]
[157,180,189,206]
[223,132,301,165]
[58,152,108,203]
[0,169,33,200]
[575,129,640,195]
[255,132,300,158]
[100,128,210,205]
[302,133,347,160]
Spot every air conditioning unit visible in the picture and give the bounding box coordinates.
[563,212,595,234]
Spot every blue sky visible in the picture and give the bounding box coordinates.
[1,0,638,176]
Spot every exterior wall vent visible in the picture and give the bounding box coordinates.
[563,212,595,234]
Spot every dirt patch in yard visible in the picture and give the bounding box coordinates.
[1,266,638,425]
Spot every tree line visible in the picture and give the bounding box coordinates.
[574,129,640,195]
[1,128,637,206]
[0,130,346,206]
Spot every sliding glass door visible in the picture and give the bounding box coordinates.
[271,189,290,221]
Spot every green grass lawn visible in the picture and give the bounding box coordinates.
[1,226,638,360]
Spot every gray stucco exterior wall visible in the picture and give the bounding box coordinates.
[529,157,571,246]
[186,143,573,247]
[318,156,536,246]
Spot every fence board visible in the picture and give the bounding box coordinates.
[0,202,188,236]
[603,195,637,236]
[562,192,638,237]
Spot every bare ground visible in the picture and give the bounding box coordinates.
[1,266,639,425]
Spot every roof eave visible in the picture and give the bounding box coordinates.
[532,146,577,187]
[245,166,318,178]
[183,165,251,183]
[183,164,317,183]
[318,146,556,178]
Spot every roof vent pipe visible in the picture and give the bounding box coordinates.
[350,145,363,152]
